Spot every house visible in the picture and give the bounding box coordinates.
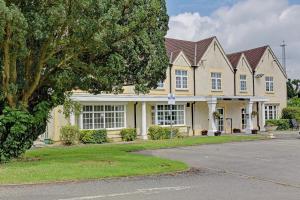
[44,36,287,141]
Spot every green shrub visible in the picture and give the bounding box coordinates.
[120,128,137,141]
[282,107,300,121]
[80,130,107,144]
[148,126,179,140]
[60,125,80,145]
[288,97,300,107]
[265,119,291,130]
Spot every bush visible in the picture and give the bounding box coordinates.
[80,130,107,144]
[60,125,80,145]
[282,107,300,121]
[148,126,179,140]
[288,97,300,107]
[265,119,291,130]
[120,128,137,141]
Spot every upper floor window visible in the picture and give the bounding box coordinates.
[240,75,247,91]
[211,72,222,90]
[265,105,278,120]
[157,80,164,89]
[175,70,188,89]
[265,76,274,92]
[82,105,125,130]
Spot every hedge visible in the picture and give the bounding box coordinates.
[80,130,108,144]
[148,126,180,140]
[120,128,137,141]
[282,107,300,121]
[265,119,291,130]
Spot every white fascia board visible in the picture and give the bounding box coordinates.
[71,94,207,102]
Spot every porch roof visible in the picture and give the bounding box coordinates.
[71,93,269,103]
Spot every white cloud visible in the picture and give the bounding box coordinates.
[167,0,300,79]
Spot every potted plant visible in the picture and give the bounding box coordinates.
[214,131,221,136]
[201,129,208,136]
[251,129,258,134]
[213,111,221,119]
[265,120,278,132]
[233,128,241,133]
[44,138,54,145]
[251,111,258,118]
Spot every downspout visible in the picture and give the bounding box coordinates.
[191,44,198,136]
[256,102,260,131]
[252,70,256,96]
[233,68,237,96]
[169,52,173,94]
[134,102,138,129]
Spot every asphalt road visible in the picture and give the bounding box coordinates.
[1,135,300,200]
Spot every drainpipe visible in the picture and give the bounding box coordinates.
[191,65,198,136]
[169,63,173,93]
[256,102,260,131]
[233,68,237,96]
[134,102,138,129]
[252,70,256,96]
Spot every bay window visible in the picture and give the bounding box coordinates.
[82,105,125,129]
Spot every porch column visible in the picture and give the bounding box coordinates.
[246,101,254,134]
[70,112,76,126]
[207,98,217,136]
[260,102,266,131]
[141,102,148,140]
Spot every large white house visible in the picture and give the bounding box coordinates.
[45,36,287,141]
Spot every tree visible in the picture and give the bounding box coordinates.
[287,79,300,99]
[0,0,169,162]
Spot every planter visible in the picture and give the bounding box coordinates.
[251,129,258,134]
[44,138,53,145]
[233,128,241,133]
[265,126,278,132]
[214,131,221,136]
[201,130,208,136]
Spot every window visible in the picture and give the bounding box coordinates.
[265,76,274,92]
[82,105,125,129]
[265,105,278,120]
[211,72,222,90]
[157,80,164,89]
[217,108,224,132]
[175,70,188,89]
[240,75,247,91]
[154,105,185,125]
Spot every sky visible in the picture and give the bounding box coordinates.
[166,0,300,79]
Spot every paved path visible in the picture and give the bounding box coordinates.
[1,136,300,200]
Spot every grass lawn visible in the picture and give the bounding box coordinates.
[0,135,266,184]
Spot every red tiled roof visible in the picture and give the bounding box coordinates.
[227,52,243,69]
[165,37,215,65]
[237,46,268,70]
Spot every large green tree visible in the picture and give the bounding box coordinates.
[0,0,169,162]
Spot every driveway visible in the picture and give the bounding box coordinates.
[1,136,300,200]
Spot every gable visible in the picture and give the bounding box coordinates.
[173,51,192,67]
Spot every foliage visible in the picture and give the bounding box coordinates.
[288,97,300,107]
[265,119,291,130]
[148,126,180,140]
[63,97,82,119]
[213,111,221,119]
[80,130,107,144]
[60,125,80,145]
[120,128,137,142]
[287,79,300,99]
[0,0,168,160]
[281,107,300,121]
[0,105,49,162]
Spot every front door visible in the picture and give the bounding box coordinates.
[241,108,247,131]
[217,108,224,132]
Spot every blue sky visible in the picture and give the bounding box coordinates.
[167,0,300,16]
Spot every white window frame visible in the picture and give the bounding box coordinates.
[265,105,278,120]
[81,104,126,130]
[211,72,222,91]
[153,104,186,126]
[175,70,188,89]
[265,76,274,92]
[240,75,247,92]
